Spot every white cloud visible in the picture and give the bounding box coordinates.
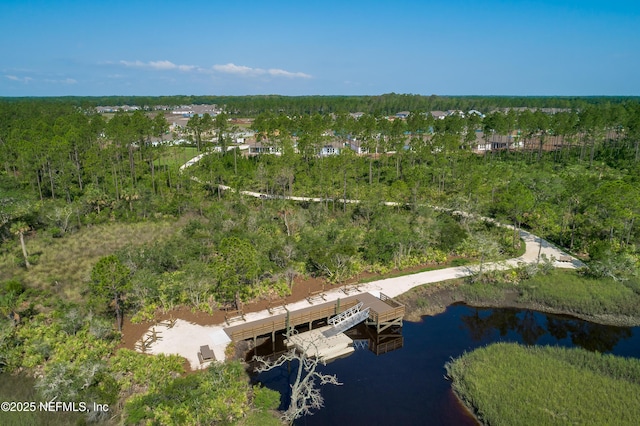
[119,60,145,68]
[120,60,197,72]
[43,78,78,85]
[5,73,75,85]
[149,60,197,72]
[5,75,32,83]
[267,68,311,78]
[213,63,259,76]
[213,63,311,79]
[115,60,311,79]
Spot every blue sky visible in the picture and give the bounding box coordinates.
[1,0,639,96]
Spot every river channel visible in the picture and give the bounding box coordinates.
[252,304,640,425]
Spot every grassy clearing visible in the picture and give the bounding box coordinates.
[446,343,640,425]
[357,263,450,284]
[155,146,199,169]
[1,221,177,301]
[459,280,508,303]
[456,269,640,320]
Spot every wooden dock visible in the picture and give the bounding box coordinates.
[366,292,405,333]
[345,323,404,355]
[286,325,355,361]
[224,292,404,346]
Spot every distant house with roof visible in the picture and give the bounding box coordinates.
[320,142,342,156]
[171,104,221,117]
[430,111,447,120]
[468,109,485,118]
[247,140,281,156]
[96,105,140,113]
[473,130,523,152]
[347,138,368,155]
[446,110,465,118]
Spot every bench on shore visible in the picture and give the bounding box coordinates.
[224,308,246,325]
[341,283,362,295]
[306,286,326,304]
[558,255,573,262]
[267,297,287,314]
[198,345,215,364]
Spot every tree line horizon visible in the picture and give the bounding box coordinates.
[1,93,639,116]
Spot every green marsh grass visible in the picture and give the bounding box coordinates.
[519,270,640,317]
[446,343,640,425]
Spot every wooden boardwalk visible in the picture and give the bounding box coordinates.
[224,292,404,344]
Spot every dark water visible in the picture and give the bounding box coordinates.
[252,304,640,425]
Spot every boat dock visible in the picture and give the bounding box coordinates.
[224,292,405,349]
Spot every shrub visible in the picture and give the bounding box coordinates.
[2,279,24,295]
[252,385,281,411]
[450,258,469,267]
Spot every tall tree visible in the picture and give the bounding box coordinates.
[89,255,131,332]
[497,180,535,248]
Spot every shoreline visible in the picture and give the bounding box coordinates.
[396,280,640,328]
[121,275,640,372]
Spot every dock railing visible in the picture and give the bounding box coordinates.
[368,293,405,325]
[226,299,359,342]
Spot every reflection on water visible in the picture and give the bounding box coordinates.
[253,304,640,426]
[345,322,404,355]
[459,305,633,352]
[246,322,403,369]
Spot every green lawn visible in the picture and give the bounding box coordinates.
[446,343,640,425]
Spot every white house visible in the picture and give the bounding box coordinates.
[320,143,341,156]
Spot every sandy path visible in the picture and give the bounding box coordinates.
[141,223,581,370]
[143,154,584,369]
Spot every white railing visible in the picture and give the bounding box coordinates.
[323,303,371,337]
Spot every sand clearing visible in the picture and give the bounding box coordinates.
[143,320,230,370]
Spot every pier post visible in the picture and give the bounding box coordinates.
[285,311,291,338]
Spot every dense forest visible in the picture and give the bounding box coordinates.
[1,96,639,423]
[2,93,639,116]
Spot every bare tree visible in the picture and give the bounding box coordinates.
[46,204,75,234]
[253,337,341,425]
[10,221,30,268]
